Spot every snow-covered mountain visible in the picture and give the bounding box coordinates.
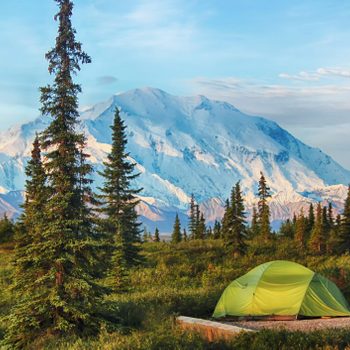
[0,87,349,231]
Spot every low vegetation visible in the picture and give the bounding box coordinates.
[2,1,350,349]
[1,238,350,349]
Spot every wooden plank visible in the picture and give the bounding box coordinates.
[224,315,297,321]
[176,316,255,342]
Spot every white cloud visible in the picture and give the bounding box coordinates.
[190,75,350,168]
[192,75,349,129]
[279,67,350,81]
[79,0,200,54]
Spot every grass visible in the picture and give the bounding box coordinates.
[1,238,350,349]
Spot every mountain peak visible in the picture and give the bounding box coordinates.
[0,87,348,230]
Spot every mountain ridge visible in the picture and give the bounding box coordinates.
[0,87,349,231]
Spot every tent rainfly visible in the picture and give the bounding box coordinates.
[213,260,350,318]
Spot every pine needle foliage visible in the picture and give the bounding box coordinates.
[338,185,350,253]
[222,182,247,257]
[309,203,326,254]
[154,228,160,242]
[295,209,307,249]
[257,172,272,241]
[5,2,107,347]
[97,108,142,272]
[171,214,182,243]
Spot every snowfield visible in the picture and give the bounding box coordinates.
[0,87,349,232]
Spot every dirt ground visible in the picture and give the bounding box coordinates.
[228,317,350,332]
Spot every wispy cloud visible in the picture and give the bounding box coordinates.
[190,74,350,167]
[96,75,118,85]
[79,0,201,54]
[191,75,350,125]
[279,67,350,81]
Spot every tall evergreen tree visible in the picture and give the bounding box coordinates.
[183,228,188,241]
[328,214,342,254]
[229,182,247,257]
[221,199,231,239]
[171,214,182,243]
[0,214,15,243]
[154,228,160,242]
[222,185,237,240]
[196,213,206,239]
[206,226,213,239]
[295,209,307,248]
[328,202,334,229]
[5,1,107,345]
[98,108,142,269]
[279,219,294,239]
[322,206,330,235]
[213,220,221,239]
[338,185,350,253]
[15,135,47,262]
[6,137,49,346]
[221,182,247,256]
[309,203,326,254]
[249,206,260,238]
[257,172,271,241]
[188,194,205,240]
[188,194,197,239]
[107,223,129,292]
[306,203,315,239]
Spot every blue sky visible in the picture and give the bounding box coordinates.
[1,0,350,166]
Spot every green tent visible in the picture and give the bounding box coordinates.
[213,260,350,318]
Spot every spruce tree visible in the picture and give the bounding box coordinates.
[306,203,315,239]
[188,194,205,240]
[292,213,297,228]
[98,108,142,270]
[249,206,260,238]
[107,223,129,292]
[171,214,182,243]
[13,136,48,276]
[221,182,247,256]
[206,226,213,239]
[196,213,206,239]
[258,172,271,241]
[328,214,342,254]
[309,203,326,254]
[188,194,197,239]
[328,203,334,229]
[183,228,188,241]
[229,182,247,257]
[193,205,203,239]
[0,214,15,243]
[279,219,294,239]
[322,206,330,236]
[221,199,231,239]
[5,137,49,347]
[154,228,160,242]
[5,1,107,345]
[213,220,221,239]
[222,185,237,241]
[295,209,307,248]
[338,185,350,253]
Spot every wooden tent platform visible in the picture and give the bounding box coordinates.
[177,316,350,341]
[176,316,255,341]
